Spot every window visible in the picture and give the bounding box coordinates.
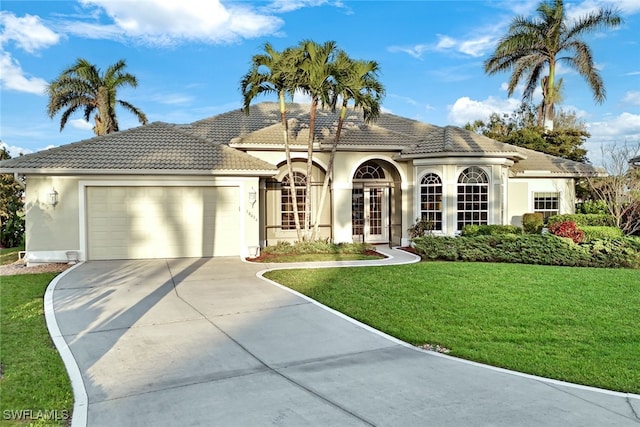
[281,172,307,230]
[457,167,489,230]
[534,192,559,220]
[420,173,442,231]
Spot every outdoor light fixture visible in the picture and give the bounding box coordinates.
[249,187,257,207]
[48,188,59,206]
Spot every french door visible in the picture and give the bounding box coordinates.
[352,186,387,242]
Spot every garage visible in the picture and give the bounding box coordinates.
[86,186,240,260]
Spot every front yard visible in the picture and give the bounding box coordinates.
[264,261,640,394]
[0,273,73,426]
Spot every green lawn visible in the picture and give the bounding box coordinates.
[0,273,73,426]
[0,245,24,266]
[264,261,640,394]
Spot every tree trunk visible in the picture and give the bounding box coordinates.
[280,92,302,241]
[312,100,347,240]
[304,97,318,240]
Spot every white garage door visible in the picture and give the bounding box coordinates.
[87,186,240,260]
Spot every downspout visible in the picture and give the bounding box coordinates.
[14,173,26,189]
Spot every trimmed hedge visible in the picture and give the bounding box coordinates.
[460,224,522,237]
[547,214,615,227]
[581,226,624,242]
[412,234,640,268]
[262,240,373,255]
[522,213,544,234]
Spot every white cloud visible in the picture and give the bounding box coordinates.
[0,12,59,95]
[266,0,328,13]
[75,0,284,46]
[447,96,521,125]
[1,141,33,157]
[0,51,48,94]
[69,119,94,131]
[388,25,504,59]
[0,12,60,53]
[584,112,640,165]
[622,91,640,106]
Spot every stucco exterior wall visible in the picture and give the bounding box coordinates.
[25,175,81,263]
[507,177,576,227]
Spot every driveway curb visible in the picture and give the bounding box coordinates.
[44,263,88,427]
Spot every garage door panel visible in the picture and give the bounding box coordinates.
[87,186,240,260]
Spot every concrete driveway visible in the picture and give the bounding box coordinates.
[47,248,640,426]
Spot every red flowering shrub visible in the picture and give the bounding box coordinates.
[548,221,584,244]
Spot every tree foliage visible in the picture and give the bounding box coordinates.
[585,142,640,235]
[465,103,590,162]
[47,58,148,136]
[240,41,384,240]
[484,0,622,130]
[0,146,25,248]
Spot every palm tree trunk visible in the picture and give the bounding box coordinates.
[544,62,556,131]
[304,97,318,240]
[280,92,303,241]
[312,100,346,240]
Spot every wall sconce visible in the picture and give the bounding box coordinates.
[48,188,59,206]
[248,187,257,208]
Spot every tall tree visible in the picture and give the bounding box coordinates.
[312,52,385,239]
[0,146,24,248]
[240,43,305,240]
[296,40,338,239]
[47,58,148,136]
[465,103,590,162]
[484,0,622,130]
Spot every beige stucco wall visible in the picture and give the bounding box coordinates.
[249,149,411,245]
[507,177,576,227]
[25,176,80,260]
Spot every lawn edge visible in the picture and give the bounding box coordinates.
[256,247,640,402]
[43,263,88,427]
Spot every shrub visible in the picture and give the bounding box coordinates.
[411,235,458,261]
[412,234,639,268]
[577,199,609,215]
[262,240,373,255]
[548,221,584,244]
[522,213,544,234]
[408,217,434,239]
[461,224,522,237]
[580,226,623,242]
[547,214,615,227]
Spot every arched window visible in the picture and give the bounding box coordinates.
[420,173,443,231]
[281,172,307,230]
[354,161,386,180]
[457,167,489,230]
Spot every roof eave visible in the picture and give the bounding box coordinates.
[0,168,277,177]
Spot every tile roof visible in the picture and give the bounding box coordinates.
[0,101,601,177]
[0,122,276,173]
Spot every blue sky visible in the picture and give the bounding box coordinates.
[1,0,639,165]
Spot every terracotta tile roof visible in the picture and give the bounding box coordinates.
[511,146,604,176]
[0,122,276,173]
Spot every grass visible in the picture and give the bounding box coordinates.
[0,245,24,266]
[251,240,383,263]
[264,261,640,394]
[0,273,73,426]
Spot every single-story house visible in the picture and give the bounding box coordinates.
[0,102,601,264]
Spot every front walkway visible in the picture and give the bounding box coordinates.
[46,247,640,426]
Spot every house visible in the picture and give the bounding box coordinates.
[0,102,601,264]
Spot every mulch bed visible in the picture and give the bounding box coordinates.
[0,261,73,276]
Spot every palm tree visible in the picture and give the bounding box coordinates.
[484,0,622,130]
[311,52,385,239]
[296,40,338,238]
[240,43,305,240]
[47,58,147,136]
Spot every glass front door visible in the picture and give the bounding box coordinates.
[352,186,387,242]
